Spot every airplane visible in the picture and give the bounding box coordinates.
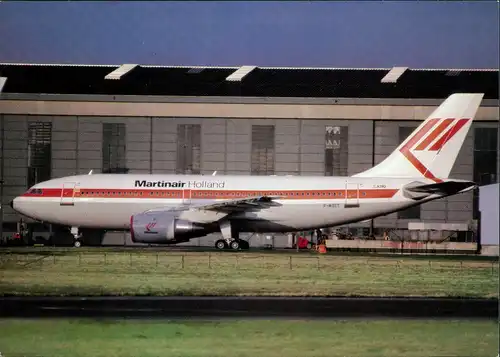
[11,93,484,249]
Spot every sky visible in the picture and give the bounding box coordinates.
[0,1,498,69]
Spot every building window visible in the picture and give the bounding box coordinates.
[251,125,275,175]
[176,124,201,174]
[398,126,421,219]
[324,125,348,176]
[27,122,52,188]
[102,123,127,173]
[473,127,498,219]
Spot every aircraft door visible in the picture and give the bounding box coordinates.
[345,182,360,208]
[60,182,78,206]
[182,189,192,205]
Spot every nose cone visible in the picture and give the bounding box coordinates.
[10,198,19,213]
[10,197,36,221]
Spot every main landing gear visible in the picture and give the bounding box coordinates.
[214,238,250,251]
[214,220,250,251]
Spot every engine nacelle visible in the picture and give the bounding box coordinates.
[130,211,216,244]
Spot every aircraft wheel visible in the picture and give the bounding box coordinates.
[230,240,240,250]
[215,239,228,250]
[74,239,82,248]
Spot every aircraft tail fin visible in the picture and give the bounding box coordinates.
[353,93,484,182]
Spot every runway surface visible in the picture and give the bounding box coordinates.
[1,296,497,319]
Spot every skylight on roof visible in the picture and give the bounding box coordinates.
[187,68,205,74]
[105,64,138,80]
[226,65,257,82]
[445,70,462,76]
[381,67,408,83]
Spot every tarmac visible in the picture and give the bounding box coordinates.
[0,296,497,320]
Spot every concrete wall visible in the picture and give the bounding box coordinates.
[1,98,498,121]
[0,114,497,230]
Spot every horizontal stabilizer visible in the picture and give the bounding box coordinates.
[403,180,476,200]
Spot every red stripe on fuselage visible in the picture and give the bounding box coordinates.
[22,188,399,200]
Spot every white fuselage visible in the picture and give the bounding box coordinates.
[12,174,445,233]
[10,93,484,244]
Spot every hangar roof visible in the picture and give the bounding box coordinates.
[0,63,498,100]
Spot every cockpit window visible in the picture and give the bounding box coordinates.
[27,188,43,195]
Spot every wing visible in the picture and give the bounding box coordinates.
[142,195,283,219]
[192,195,283,213]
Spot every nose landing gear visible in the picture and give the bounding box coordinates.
[71,227,83,248]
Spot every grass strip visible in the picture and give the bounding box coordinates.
[1,252,497,297]
[0,318,497,357]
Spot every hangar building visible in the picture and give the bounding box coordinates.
[0,63,498,246]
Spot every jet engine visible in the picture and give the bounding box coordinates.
[130,211,217,244]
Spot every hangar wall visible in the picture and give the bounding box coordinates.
[0,113,498,232]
